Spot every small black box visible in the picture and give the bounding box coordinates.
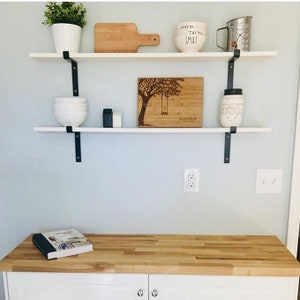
[103,108,113,127]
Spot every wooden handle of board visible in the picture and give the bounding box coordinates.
[137,34,160,46]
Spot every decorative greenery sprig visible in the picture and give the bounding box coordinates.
[43,2,87,28]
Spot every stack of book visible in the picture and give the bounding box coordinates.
[32,228,93,260]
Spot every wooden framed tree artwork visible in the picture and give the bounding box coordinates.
[137,77,203,128]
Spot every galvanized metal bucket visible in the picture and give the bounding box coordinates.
[216,16,252,52]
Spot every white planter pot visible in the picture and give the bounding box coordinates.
[51,23,82,53]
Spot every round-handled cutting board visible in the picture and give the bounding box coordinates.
[94,23,160,53]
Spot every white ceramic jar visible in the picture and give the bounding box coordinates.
[220,88,244,127]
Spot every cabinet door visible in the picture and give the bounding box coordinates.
[6,272,148,300]
[149,274,298,300]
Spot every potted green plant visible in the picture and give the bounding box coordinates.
[43,2,87,53]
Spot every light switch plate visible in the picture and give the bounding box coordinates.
[256,169,283,194]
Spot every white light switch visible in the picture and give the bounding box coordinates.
[256,169,283,194]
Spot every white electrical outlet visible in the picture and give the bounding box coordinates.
[256,169,283,194]
[184,168,200,192]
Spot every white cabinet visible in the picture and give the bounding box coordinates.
[4,272,299,300]
[149,274,298,300]
[5,273,148,300]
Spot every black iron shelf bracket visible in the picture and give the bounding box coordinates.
[227,49,240,89]
[224,126,237,163]
[63,51,81,162]
[60,50,241,164]
[223,50,241,163]
[66,126,81,162]
[63,51,79,96]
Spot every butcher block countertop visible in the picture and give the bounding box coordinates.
[1,234,300,277]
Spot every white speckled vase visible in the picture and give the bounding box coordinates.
[220,88,244,127]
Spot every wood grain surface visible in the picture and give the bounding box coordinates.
[94,23,160,53]
[0,234,300,276]
[137,77,203,128]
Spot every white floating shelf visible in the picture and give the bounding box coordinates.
[31,50,275,163]
[34,127,272,133]
[29,51,277,63]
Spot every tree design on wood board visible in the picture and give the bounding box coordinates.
[137,77,203,128]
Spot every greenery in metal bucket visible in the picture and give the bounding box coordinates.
[43,2,87,28]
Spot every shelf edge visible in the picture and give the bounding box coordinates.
[34,127,272,133]
[29,51,277,62]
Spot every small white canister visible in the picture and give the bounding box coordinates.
[220,88,244,127]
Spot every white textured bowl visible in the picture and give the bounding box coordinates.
[175,21,207,31]
[53,103,87,110]
[175,28,206,36]
[53,101,87,105]
[174,34,206,52]
[53,110,87,127]
[52,97,88,126]
[53,106,87,111]
[54,109,88,115]
[53,97,87,104]
[175,31,206,37]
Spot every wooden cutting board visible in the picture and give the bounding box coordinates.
[137,77,203,128]
[94,23,160,53]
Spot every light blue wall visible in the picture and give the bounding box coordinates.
[0,2,300,299]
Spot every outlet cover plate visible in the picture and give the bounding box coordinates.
[184,168,200,192]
